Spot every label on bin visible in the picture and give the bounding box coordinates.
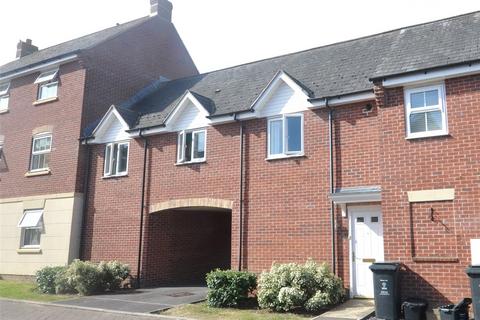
[379,279,390,296]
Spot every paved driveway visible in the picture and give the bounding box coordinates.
[55,286,207,314]
[0,299,182,320]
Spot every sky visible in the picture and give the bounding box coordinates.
[0,0,479,73]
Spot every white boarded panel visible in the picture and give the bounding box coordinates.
[257,80,308,117]
[96,115,130,143]
[171,100,209,131]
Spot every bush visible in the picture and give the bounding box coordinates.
[257,260,345,313]
[206,269,257,307]
[35,266,67,294]
[64,260,103,295]
[98,260,131,291]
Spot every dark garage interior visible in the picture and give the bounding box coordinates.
[143,209,231,286]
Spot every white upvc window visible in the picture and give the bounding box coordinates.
[267,113,304,158]
[177,129,206,164]
[405,84,448,139]
[35,69,59,101]
[0,82,10,112]
[18,209,43,248]
[30,133,52,171]
[104,141,129,177]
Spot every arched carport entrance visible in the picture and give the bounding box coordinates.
[143,198,232,286]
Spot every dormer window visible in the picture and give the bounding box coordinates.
[0,82,10,113]
[35,69,58,101]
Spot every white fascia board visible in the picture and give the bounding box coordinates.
[0,54,78,82]
[382,62,480,88]
[330,191,381,204]
[309,91,375,109]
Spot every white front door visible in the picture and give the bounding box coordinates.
[350,205,384,298]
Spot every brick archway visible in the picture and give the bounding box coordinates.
[149,198,233,213]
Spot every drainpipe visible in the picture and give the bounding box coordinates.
[327,98,337,275]
[136,130,148,288]
[79,138,91,260]
[236,114,245,271]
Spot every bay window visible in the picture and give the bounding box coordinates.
[267,113,303,158]
[177,129,206,163]
[405,84,448,138]
[104,141,129,177]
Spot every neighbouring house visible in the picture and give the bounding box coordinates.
[82,11,480,307]
[0,0,198,277]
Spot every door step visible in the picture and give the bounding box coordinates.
[312,299,375,320]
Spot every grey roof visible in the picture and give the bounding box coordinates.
[0,16,151,77]
[123,11,480,130]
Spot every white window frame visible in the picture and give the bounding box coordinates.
[18,209,43,249]
[0,82,10,112]
[176,128,207,164]
[35,69,59,101]
[103,141,129,177]
[267,113,304,159]
[30,133,52,172]
[404,83,448,139]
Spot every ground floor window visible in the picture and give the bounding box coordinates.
[18,209,43,248]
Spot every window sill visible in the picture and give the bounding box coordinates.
[175,160,206,166]
[266,154,305,161]
[17,248,42,254]
[0,108,9,114]
[406,132,449,140]
[102,173,128,179]
[33,97,58,106]
[25,169,51,177]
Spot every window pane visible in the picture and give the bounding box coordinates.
[193,131,205,159]
[0,96,8,110]
[410,92,424,108]
[177,132,184,162]
[39,82,58,100]
[111,144,118,174]
[104,145,111,175]
[185,132,192,162]
[31,153,49,170]
[426,111,443,131]
[34,136,51,152]
[118,144,128,173]
[269,119,283,155]
[24,228,41,246]
[286,116,302,152]
[410,113,427,133]
[425,90,439,106]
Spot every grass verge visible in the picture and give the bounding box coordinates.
[159,302,312,320]
[0,280,71,302]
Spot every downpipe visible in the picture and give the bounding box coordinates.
[327,98,337,275]
[136,131,148,288]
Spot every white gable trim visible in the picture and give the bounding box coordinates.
[164,91,211,130]
[251,71,312,114]
[89,106,131,144]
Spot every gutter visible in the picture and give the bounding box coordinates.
[327,98,337,275]
[136,130,149,288]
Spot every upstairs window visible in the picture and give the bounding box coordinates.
[18,209,43,248]
[104,141,129,177]
[177,129,206,164]
[30,133,52,171]
[35,69,58,101]
[267,113,303,158]
[0,82,10,112]
[405,84,447,139]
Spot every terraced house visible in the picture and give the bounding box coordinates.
[81,10,480,306]
[0,0,197,276]
[1,1,480,309]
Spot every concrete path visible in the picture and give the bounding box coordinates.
[313,299,375,320]
[55,286,207,314]
[0,299,186,320]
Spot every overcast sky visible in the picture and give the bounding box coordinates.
[0,0,479,73]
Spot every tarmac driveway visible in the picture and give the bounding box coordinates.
[55,286,208,314]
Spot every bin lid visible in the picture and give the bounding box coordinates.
[369,262,401,272]
[402,298,428,308]
[466,265,480,275]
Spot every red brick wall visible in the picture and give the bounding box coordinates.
[378,75,480,306]
[143,209,231,286]
[0,61,86,198]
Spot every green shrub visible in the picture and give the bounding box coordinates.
[54,268,76,295]
[257,260,345,312]
[64,260,103,295]
[98,260,130,291]
[35,266,67,294]
[206,269,257,307]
